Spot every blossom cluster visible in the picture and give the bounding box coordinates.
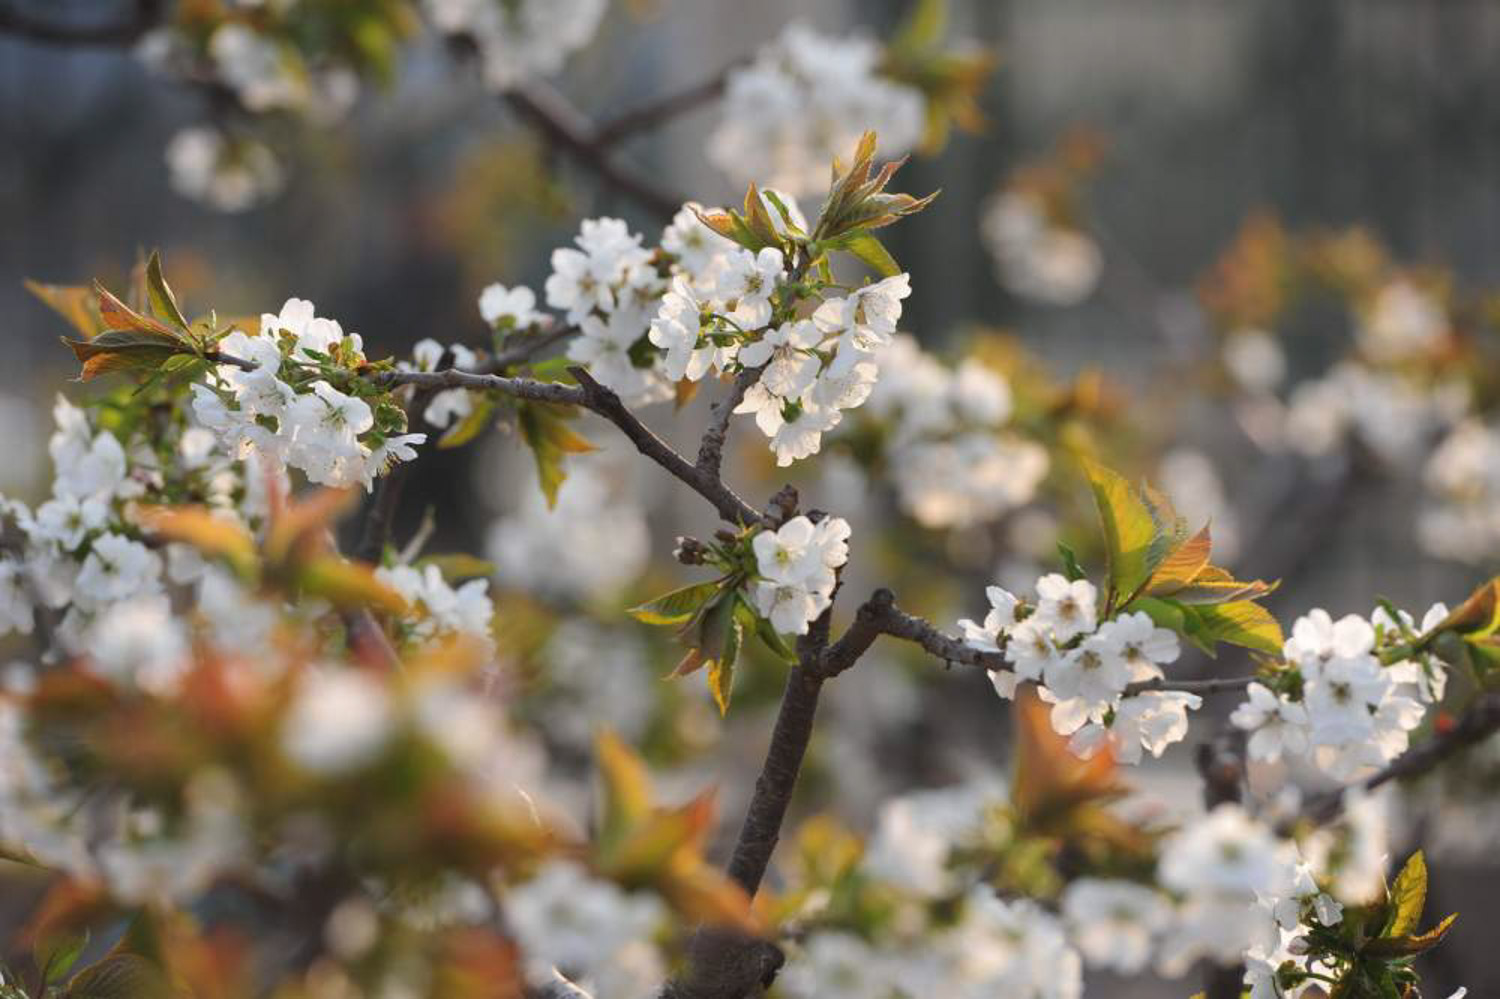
[424,0,606,92]
[855,334,1049,528]
[751,514,851,635]
[960,575,1201,764]
[709,23,925,196]
[192,298,425,489]
[1230,606,1446,781]
[981,189,1102,306]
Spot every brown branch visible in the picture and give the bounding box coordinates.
[377,366,760,525]
[504,81,683,220]
[592,66,736,148]
[822,588,1006,677]
[0,0,161,47]
[695,366,759,476]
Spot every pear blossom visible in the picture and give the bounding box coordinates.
[280,667,395,775]
[478,283,541,328]
[1062,879,1171,973]
[1033,574,1098,642]
[1231,682,1311,763]
[715,247,784,329]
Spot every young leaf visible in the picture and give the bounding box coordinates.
[25,280,102,338]
[1364,913,1457,958]
[92,283,184,341]
[1384,851,1428,939]
[629,581,722,628]
[144,252,188,330]
[35,929,88,986]
[63,955,169,999]
[1143,525,1213,596]
[437,392,495,449]
[1187,600,1284,657]
[834,231,902,277]
[518,401,595,508]
[1080,458,1159,606]
[595,730,652,850]
[63,330,194,382]
[1056,541,1088,582]
[698,592,743,715]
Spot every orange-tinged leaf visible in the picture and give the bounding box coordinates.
[135,505,257,580]
[598,791,717,881]
[660,860,762,934]
[26,280,103,338]
[1080,457,1159,606]
[63,330,191,381]
[1427,577,1500,641]
[1365,913,1457,958]
[296,557,407,614]
[1011,687,1121,826]
[93,282,184,341]
[595,730,652,849]
[263,488,360,564]
[1144,525,1213,596]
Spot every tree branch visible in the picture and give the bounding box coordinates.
[820,588,1006,678]
[592,66,736,148]
[377,366,761,525]
[504,81,683,219]
[695,366,759,476]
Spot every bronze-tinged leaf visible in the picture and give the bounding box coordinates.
[437,392,496,449]
[92,282,184,341]
[63,330,191,381]
[134,505,258,581]
[660,860,762,935]
[1144,525,1213,596]
[668,647,706,679]
[674,375,700,410]
[1426,577,1500,643]
[263,488,361,564]
[25,280,103,338]
[598,790,718,882]
[595,730,653,850]
[1166,568,1279,606]
[297,557,408,614]
[1364,913,1457,958]
[1011,687,1122,827]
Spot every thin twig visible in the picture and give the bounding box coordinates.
[695,366,759,475]
[504,81,683,219]
[593,66,736,148]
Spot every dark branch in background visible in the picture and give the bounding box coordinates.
[0,0,162,47]
[592,65,736,149]
[1303,690,1500,824]
[505,81,684,220]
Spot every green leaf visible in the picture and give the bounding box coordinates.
[437,392,495,449]
[63,955,169,999]
[699,594,743,716]
[1189,600,1284,656]
[835,231,902,277]
[1081,458,1160,607]
[35,929,88,986]
[1056,541,1087,582]
[629,581,722,628]
[144,252,188,330]
[892,0,947,51]
[1384,851,1428,939]
[414,553,495,582]
[517,401,595,507]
